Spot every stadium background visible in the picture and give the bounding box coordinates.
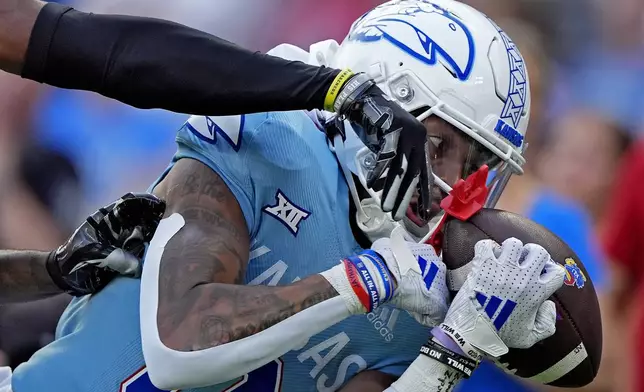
[0,0,642,391]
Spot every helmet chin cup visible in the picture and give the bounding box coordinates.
[423,165,490,252]
[440,165,489,221]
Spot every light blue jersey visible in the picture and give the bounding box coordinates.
[12,111,428,392]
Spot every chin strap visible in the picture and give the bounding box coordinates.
[333,133,403,243]
[333,133,366,221]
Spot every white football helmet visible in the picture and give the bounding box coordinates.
[329,0,531,242]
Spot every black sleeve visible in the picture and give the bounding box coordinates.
[22,3,341,116]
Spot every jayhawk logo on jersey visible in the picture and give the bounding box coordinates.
[563,258,586,289]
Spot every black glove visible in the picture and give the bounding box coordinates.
[330,72,431,221]
[46,193,166,296]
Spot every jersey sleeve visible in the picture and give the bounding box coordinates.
[170,113,269,236]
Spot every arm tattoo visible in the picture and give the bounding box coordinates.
[183,275,337,351]
[154,159,339,352]
[0,250,61,303]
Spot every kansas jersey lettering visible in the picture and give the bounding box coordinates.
[12,111,429,392]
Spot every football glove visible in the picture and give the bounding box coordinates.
[325,70,431,222]
[46,192,166,296]
[438,238,566,359]
[321,232,449,327]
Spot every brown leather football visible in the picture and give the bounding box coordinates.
[442,208,602,387]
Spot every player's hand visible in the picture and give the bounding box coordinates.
[437,238,566,360]
[328,71,431,222]
[321,232,449,326]
[372,235,450,326]
[46,193,166,296]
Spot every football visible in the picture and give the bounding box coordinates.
[441,208,602,387]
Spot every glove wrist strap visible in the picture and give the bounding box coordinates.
[333,72,374,114]
[437,324,484,362]
[431,326,467,355]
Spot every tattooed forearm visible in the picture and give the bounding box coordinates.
[0,250,61,303]
[158,275,339,351]
[153,158,340,352]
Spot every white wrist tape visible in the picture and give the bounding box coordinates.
[320,262,366,314]
[392,354,464,392]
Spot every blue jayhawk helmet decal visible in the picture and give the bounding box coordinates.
[348,1,475,81]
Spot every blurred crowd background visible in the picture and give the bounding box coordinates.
[0,0,642,391]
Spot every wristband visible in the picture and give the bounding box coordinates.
[438,323,484,362]
[420,339,478,378]
[361,250,395,302]
[347,255,381,311]
[342,260,372,311]
[324,69,354,112]
[342,252,395,312]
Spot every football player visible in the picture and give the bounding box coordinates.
[5,1,565,392]
[0,193,164,304]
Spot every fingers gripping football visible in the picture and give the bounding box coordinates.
[441,238,566,358]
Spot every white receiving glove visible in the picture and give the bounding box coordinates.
[438,237,566,359]
[372,235,450,326]
[321,232,450,326]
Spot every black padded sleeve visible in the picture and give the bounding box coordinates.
[22,3,341,115]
